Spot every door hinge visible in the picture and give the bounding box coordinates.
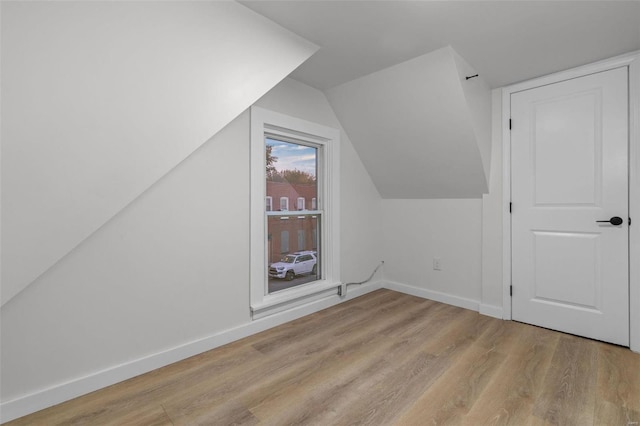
[510,285,513,296]
[509,202,512,213]
[509,119,512,130]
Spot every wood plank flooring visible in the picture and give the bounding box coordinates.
[6,289,640,425]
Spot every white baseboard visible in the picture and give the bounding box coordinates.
[383,281,480,312]
[0,281,382,423]
[383,281,505,320]
[479,303,504,319]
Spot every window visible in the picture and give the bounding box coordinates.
[280,230,289,253]
[250,106,340,318]
[267,140,317,292]
[280,197,289,211]
[266,196,273,211]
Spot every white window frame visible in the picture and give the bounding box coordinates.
[250,106,340,318]
[265,196,273,212]
[297,197,305,211]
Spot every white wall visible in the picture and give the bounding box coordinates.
[378,89,504,316]
[481,90,505,312]
[0,78,382,418]
[452,51,493,182]
[326,46,490,199]
[380,199,483,305]
[1,1,317,305]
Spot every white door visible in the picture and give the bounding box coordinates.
[511,67,629,346]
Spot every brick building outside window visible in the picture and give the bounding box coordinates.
[266,181,318,265]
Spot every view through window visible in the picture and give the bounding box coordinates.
[265,137,321,293]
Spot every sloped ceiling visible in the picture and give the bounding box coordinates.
[242,1,639,200]
[241,1,640,90]
[0,1,318,305]
[326,46,491,199]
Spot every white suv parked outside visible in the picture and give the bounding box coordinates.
[269,251,317,280]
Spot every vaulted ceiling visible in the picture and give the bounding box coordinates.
[242,1,640,90]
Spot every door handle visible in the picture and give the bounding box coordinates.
[596,216,624,225]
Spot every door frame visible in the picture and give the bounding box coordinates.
[502,50,640,352]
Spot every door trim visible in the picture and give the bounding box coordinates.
[502,50,640,352]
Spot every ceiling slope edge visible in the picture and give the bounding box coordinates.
[1,1,318,306]
[325,46,490,199]
[451,49,492,187]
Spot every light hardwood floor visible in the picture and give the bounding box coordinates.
[6,289,640,425]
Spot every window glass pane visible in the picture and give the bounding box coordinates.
[280,230,289,253]
[266,138,318,212]
[267,214,321,293]
[280,197,289,211]
[266,137,321,294]
[298,229,305,251]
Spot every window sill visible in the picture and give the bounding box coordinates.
[251,280,341,319]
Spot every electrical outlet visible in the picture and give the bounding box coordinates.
[433,257,442,271]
